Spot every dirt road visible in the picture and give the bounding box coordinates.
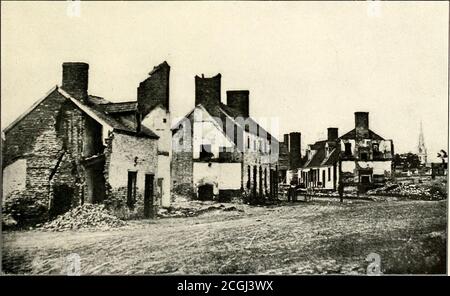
[2,199,447,274]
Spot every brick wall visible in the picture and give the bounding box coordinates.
[137,62,170,117]
[3,90,84,206]
[195,74,221,106]
[3,86,162,220]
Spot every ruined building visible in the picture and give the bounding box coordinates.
[278,135,291,183]
[298,112,394,191]
[137,61,172,207]
[300,128,340,189]
[2,61,172,219]
[278,132,303,184]
[171,73,279,201]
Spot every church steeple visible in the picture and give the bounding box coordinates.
[418,121,427,165]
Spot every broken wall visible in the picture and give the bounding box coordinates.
[172,117,194,197]
[137,61,170,117]
[142,106,172,207]
[105,132,158,218]
[193,162,242,197]
[3,89,85,211]
[192,107,235,158]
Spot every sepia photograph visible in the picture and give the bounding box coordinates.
[0,1,448,278]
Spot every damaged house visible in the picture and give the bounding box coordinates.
[299,127,341,190]
[2,61,172,220]
[298,112,394,191]
[278,132,303,184]
[171,73,280,201]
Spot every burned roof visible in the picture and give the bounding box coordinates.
[206,102,278,144]
[339,128,384,140]
[322,148,339,166]
[171,101,279,149]
[302,141,339,168]
[303,142,326,168]
[99,101,138,114]
[310,140,327,150]
[88,95,111,105]
[218,103,277,142]
[59,88,158,139]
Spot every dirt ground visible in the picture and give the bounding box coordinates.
[2,198,447,275]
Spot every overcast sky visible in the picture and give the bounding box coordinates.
[1,1,448,161]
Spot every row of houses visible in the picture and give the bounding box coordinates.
[282,112,394,191]
[2,61,280,219]
[1,61,394,220]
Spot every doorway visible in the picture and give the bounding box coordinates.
[85,163,106,204]
[198,184,214,200]
[50,184,73,218]
[144,174,154,218]
[252,166,257,198]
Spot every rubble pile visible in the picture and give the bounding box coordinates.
[158,203,244,218]
[367,182,445,200]
[2,214,18,228]
[41,204,126,231]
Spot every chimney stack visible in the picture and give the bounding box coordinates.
[327,128,338,141]
[283,134,290,150]
[289,132,301,169]
[62,62,89,102]
[137,61,170,117]
[195,73,221,106]
[355,112,369,139]
[226,90,249,118]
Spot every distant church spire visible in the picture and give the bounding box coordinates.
[418,121,427,165]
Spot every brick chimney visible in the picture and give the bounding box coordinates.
[327,128,338,141]
[226,90,249,118]
[137,61,170,117]
[355,112,369,139]
[283,134,290,150]
[62,62,89,102]
[195,73,221,106]
[289,132,301,169]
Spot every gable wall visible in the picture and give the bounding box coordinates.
[2,90,89,225]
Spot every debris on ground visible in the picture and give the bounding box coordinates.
[2,214,18,228]
[158,201,244,218]
[366,182,446,200]
[262,260,366,275]
[41,204,126,231]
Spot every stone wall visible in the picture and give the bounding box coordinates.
[171,123,194,197]
[104,132,158,219]
[242,150,273,199]
[3,87,161,221]
[142,106,172,207]
[3,90,84,205]
[2,89,92,224]
[2,159,26,198]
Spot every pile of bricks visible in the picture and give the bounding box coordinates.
[41,204,126,231]
[367,183,445,200]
